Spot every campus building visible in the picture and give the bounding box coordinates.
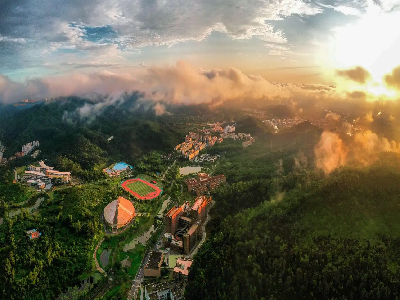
[104,197,136,229]
[143,282,184,300]
[165,205,185,234]
[185,173,226,196]
[164,196,211,255]
[183,224,199,255]
[144,251,164,278]
[173,258,193,279]
[190,195,212,223]
[103,162,132,177]
[23,161,71,188]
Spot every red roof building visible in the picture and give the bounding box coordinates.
[165,205,184,234]
[104,197,136,229]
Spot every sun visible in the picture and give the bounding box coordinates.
[328,7,400,82]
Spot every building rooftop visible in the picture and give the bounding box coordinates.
[104,196,136,228]
[180,216,192,223]
[187,224,198,236]
[145,251,163,269]
[166,205,183,218]
[192,196,210,211]
[174,259,193,276]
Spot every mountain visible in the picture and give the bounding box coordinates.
[0,97,185,169]
[279,120,321,134]
[235,116,274,136]
[186,153,400,300]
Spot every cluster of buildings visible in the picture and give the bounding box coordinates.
[263,119,307,132]
[0,140,40,164]
[22,141,40,156]
[164,195,212,255]
[207,122,224,133]
[242,108,267,119]
[103,162,132,177]
[192,153,220,163]
[142,255,192,299]
[263,118,356,132]
[27,229,41,240]
[142,252,193,299]
[220,132,255,147]
[22,161,71,190]
[143,278,185,300]
[223,125,236,133]
[174,132,222,161]
[185,173,226,196]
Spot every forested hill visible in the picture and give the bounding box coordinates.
[0,97,185,171]
[186,153,400,300]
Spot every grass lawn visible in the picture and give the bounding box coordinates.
[104,285,121,298]
[126,180,156,197]
[119,244,146,277]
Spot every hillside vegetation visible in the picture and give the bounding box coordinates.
[186,153,400,300]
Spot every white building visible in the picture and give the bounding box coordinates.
[224,125,235,133]
[22,141,40,156]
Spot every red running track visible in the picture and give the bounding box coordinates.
[121,178,162,200]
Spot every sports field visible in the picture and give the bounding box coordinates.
[121,178,162,200]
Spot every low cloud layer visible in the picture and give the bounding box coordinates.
[336,66,372,84]
[315,131,347,174]
[384,66,400,90]
[0,61,345,120]
[0,61,293,105]
[315,130,400,174]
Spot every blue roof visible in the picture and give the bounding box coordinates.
[113,162,132,171]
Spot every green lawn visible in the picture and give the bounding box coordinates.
[119,244,146,277]
[126,180,157,197]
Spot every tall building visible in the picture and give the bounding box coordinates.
[165,205,184,234]
[183,224,198,255]
[190,196,211,223]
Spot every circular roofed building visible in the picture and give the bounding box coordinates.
[104,196,136,229]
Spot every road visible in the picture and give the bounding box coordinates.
[127,230,165,300]
[162,159,177,180]
[93,238,107,276]
[127,195,172,299]
[0,197,45,225]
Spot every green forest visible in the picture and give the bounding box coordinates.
[186,152,400,300]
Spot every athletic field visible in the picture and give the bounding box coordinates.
[121,178,162,200]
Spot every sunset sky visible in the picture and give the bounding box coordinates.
[1,0,400,103]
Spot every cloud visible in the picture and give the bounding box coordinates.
[384,65,400,90]
[334,6,362,16]
[0,0,323,69]
[365,111,374,122]
[314,131,347,175]
[153,102,166,116]
[316,3,362,15]
[315,130,400,174]
[325,112,341,122]
[336,66,372,83]
[0,61,294,106]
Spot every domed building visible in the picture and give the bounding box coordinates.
[104,196,136,229]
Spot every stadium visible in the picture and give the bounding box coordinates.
[121,178,162,200]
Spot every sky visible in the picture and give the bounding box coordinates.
[1,0,400,104]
